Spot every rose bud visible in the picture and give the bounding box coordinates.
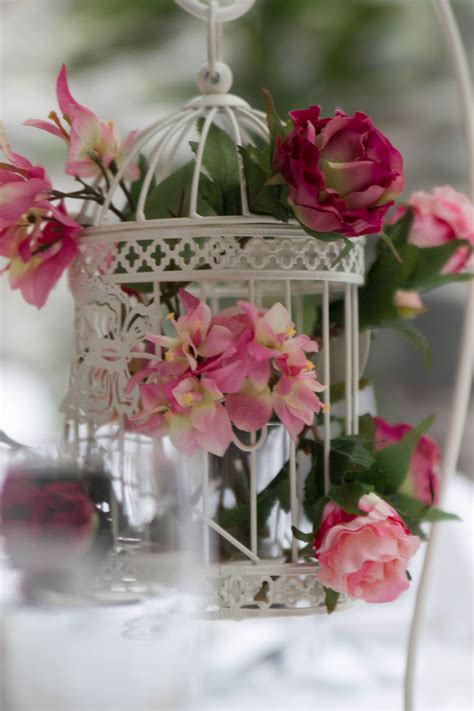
[374,417,440,506]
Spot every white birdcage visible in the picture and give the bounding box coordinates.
[61,0,368,618]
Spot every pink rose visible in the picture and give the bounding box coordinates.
[374,417,440,506]
[394,186,474,273]
[1,474,97,568]
[273,106,404,237]
[314,493,420,603]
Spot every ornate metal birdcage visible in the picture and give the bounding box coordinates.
[61,0,368,618]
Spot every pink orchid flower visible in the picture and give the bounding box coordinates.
[272,370,325,439]
[147,289,235,373]
[25,65,138,181]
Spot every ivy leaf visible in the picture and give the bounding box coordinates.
[391,320,432,368]
[375,415,435,493]
[330,435,375,475]
[327,482,374,515]
[324,587,340,614]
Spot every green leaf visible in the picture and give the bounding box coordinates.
[330,435,376,477]
[239,145,290,221]
[404,239,473,292]
[190,123,241,214]
[327,481,374,515]
[330,378,371,404]
[324,587,340,614]
[424,507,461,522]
[144,161,217,219]
[330,238,354,268]
[358,413,376,443]
[380,230,403,263]
[387,493,430,521]
[122,153,153,220]
[312,495,330,532]
[391,320,432,367]
[375,415,435,493]
[291,526,314,543]
[344,466,389,493]
[261,87,287,142]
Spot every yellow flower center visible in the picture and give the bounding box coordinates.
[286,326,296,338]
[165,350,174,362]
[183,393,194,407]
[305,360,315,370]
[166,312,175,321]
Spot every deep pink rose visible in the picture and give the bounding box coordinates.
[1,474,97,568]
[273,106,404,237]
[393,186,474,273]
[314,493,420,603]
[373,417,440,506]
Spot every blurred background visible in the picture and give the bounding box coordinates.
[0,1,473,710]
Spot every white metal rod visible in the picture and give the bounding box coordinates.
[351,284,359,435]
[284,279,299,562]
[189,107,218,217]
[250,433,258,557]
[136,111,204,221]
[201,449,210,564]
[192,508,260,563]
[153,282,162,357]
[289,440,298,563]
[223,106,251,215]
[231,426,268,452]
[404,2,474,709]
[344,283,353,435]
[322,281,331,493]
[98,110,189,223]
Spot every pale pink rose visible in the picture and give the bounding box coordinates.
[393,186,474,273]
[374,417,440,506]
[25,65,139,181]
[314,493,420,603]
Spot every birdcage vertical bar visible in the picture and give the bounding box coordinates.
[248,278,258,558]
[351,284,360,434]
[201,448,210,564]
[322,280,331,494]
[344,283,353,435]
[284,279,299,562]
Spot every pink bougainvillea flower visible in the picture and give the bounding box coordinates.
[314,493,420,603]
[373,417,440,506]
[392,186,474,273]
[0,133,81,307]
[25,65,139,181]
[272,370,325,439]
[131,374,233,457]
[225,378,272,432]
[147,289,235,373]
[273,105,404,237]
[393,289,425,319]
[0,130,52,229]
